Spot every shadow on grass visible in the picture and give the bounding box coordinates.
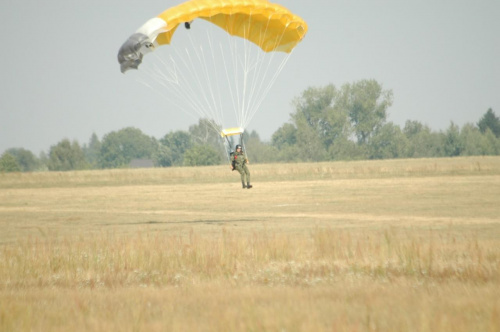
[102,219,258,226]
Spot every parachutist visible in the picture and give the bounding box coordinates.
[230,145,252,189]
[185,22,191,29]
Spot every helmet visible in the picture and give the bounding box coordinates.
[235,145,242,150]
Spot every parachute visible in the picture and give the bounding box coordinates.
[118,0,307,158]
[118,0,307,73]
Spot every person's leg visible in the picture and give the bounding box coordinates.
[244,165,252,188]
[236,167,246,188]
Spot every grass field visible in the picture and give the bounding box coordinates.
[1,157,499,331]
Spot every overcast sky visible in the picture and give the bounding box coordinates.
[1,0,499,155]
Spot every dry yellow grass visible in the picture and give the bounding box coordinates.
[0,156,499,331]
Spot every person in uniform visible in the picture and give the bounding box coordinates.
[230,145,252,189]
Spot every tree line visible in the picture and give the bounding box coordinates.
[1,79,499,172]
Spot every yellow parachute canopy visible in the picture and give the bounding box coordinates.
[118,0,308,73]
[220,127,244,138]
[155,0,308,53]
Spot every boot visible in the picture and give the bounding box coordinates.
[242,182,247,189]
[246,183,253,189]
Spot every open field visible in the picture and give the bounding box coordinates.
[1,157,500,331]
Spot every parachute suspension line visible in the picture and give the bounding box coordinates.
[182,31,229,135]
[240,31,249,130]
[139,54,206,121]
[228,10,261,130]
[219,12,294,131]
[223,135,233,163]
[244,53,292,129]
[143,33,225,137]
[239,12,272,129]
[222,11,267,130]
[184,11,295,135]
[186,31,227,132]
[138,51,225,139]
[158,58,207,119]
[241,132,250,162]
[242,16,272,131]
[219,43,240,128]
[206,29,226,131]
[240,9,267,129]
[205,20,241,133]
[241,18,294,130]
[239,11,258,130]
[224,23,244,128]
[182,34,222,129]
[135,59,202,124]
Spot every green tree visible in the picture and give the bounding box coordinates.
[291,85,337,141]
[327,137,366,161]
[153,142,174,167]
[159,131,193,166]
[5,148,39,172]
[270,123,302,162]
[323,107,352,149]
[243,130,277,163]
[478,108,500,138]
[189,118,226,162]
[189,118,221,147]
[368,122,408,159]
[272,123,297,150]
[290,85,343,161]
[343,80,393,144]
[83,133,101,169]
[403,120,444,158]
[287,80,391,161]
[460,123,492,156]
[442,122,464,157]
[38,152,49,171]
[99,127,155,168]
[0,153,21,172]
[403,120,425,138]
[295,114,328,161]
[48,139,88,171]
[291,84,350,154]
[484,129,500,155]
[183,144,221,166]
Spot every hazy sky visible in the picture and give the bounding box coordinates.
[1,0,499,155]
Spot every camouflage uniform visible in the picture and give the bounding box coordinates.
[231,149,252,188]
